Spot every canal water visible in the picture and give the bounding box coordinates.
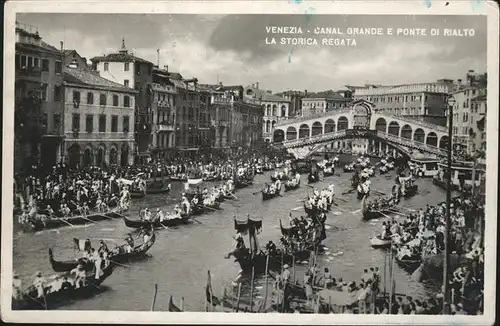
[13,155,447,311]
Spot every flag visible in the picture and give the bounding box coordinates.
[74,238,91,251]
[187,178,203,185]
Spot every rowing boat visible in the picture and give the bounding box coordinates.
[48,230,156,272]
[123,215,191,229]
[12,263,115,310]
[361,196,397,221]
[262,185,281,201]
[22,210,118,232]
[307,172,319,184]
[370,236,392,249]
[284,181,300,192]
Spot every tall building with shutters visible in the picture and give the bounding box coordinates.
[62,66,138,168]
[90,39,154,164]
[14,21,65,174]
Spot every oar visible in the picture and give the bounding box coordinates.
[229,193,239,200]
[51,214,75,228]
[342,188,355,196]
[191,216,202,224]
[202,205,218,211]
[252,190,262,195]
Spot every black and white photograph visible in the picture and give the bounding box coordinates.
[2,1,498,324]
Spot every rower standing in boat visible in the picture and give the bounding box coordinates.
[70,264,87,288]
[33,271,46,298]
[125,233,134,253]
[12,272,22,300]
[98,240,109,258]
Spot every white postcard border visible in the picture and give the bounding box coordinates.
[2,1,498,324]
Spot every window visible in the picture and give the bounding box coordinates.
[54,113,61,132]
[111,115,118,132]
[104,62,109,71]
[34,57,40,68]
[124,79,129,87]
[55,61,62,73]
[54,86,62,101]
[99,115,106,132]
[72,114,80,131]
[86,114,93,133]
[124,95,130,108]
[123,116,130,132]
[135,64,141,75]
[20,55,27,68]
[42,59,49,72]
[87,92,94,105]
[124,62,129,71]
[113,94,119,106]
[73,91,81,104]
[28,56,33,68]
[41,83,48,101]
[100,94,107,106]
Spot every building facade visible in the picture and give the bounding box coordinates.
[350,81,456,126]
[62,67,137,168]
[448,85,487,157]
[208,89,232,149]
[243,84,291,142]
[232,100,264,148]
[150,67,178,160]
[90,39,154,164]
[301,96,352,117]
[14,22,65,173]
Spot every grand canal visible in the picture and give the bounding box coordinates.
[12,155,450,311]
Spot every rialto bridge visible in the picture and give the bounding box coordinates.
[272,100,450,159]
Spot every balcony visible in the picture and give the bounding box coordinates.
[157,124,175,132]
[157,100,172,109]
[17,67,42,79]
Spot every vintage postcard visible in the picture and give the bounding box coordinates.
[1,0,498,324]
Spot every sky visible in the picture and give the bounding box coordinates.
[17,13,487,93]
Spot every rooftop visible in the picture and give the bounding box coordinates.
[63,67,138,93]
[90,38,153,66]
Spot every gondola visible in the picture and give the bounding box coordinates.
[130,190,146,199]
[307,172,319,184]
[145,182,171,195]
[168,295,183,312]
[401,184,418,198]
[322,167,335,177]
[361,195,397,221]
[191,202,221,216]
[48,230,156,272]
[235,179,253,189]
[262,185,281,201]
[370,236,392,249]
[303,203,329,216]
[170,175,187,182]
[123,214,190,229]
[284,180,300,192]
[395,256,422,273]
[12,263,115,310]
[22,210,116,232]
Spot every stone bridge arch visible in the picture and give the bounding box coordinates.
[375,117,387,132]
[299,124,310,138]
[400,124,412,140]
[325,119,336,133]
[388,121,400,136]
[426,132,438,147]
[337,116,349,131]
[286,126,297,140]
[273,129,285,142]
[311,121,323,136]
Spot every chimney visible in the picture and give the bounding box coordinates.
[255,82,259,89]
[164,65,168,72]
[60,41,64,51]
[305,89,308,96]
[219,81,223,86]
[69,59,78,69]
